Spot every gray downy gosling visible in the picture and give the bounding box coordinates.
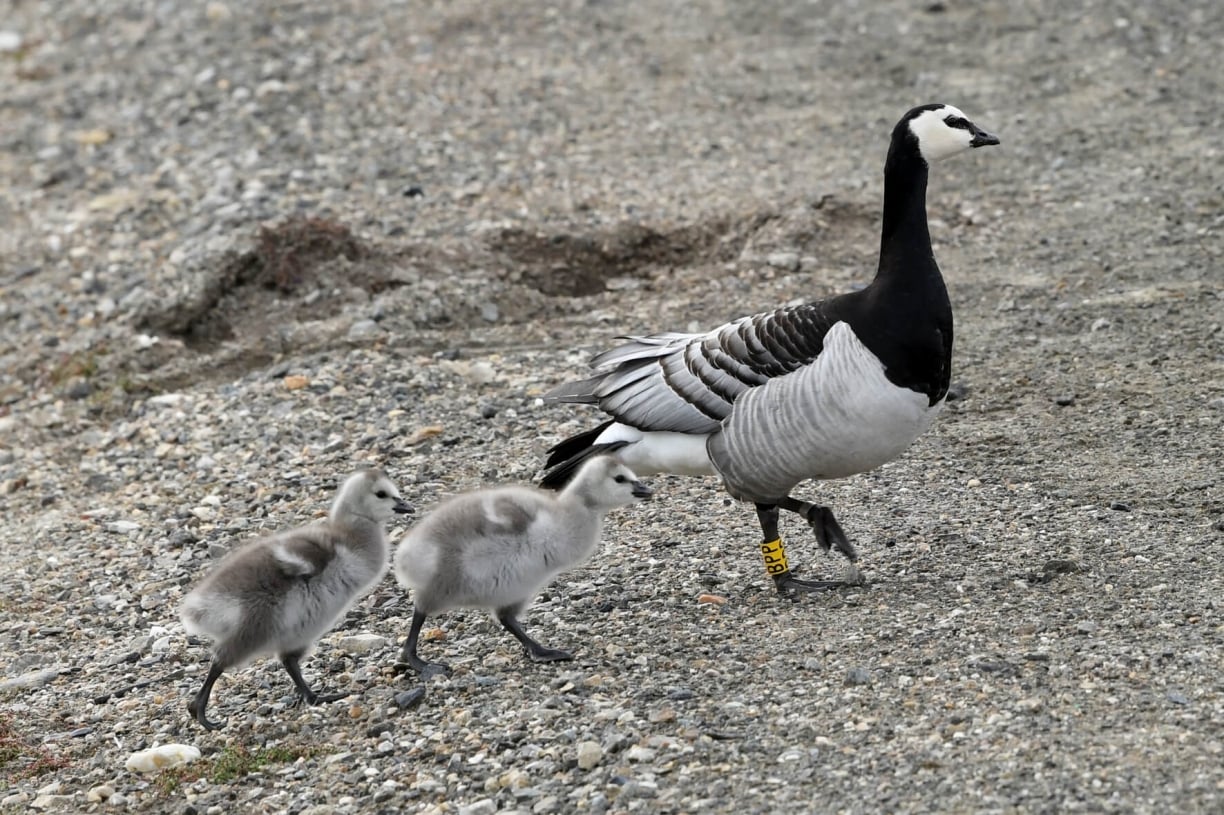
[180,468,413,730]
[393,455,651,679]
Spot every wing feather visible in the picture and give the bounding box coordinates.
[545,301,843,433]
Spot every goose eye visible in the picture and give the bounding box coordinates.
[945,116,969,129]
[614,475,627,484]
[376,490,389,499]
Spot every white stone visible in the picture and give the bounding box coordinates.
[625,744,656,762]
[575,740,602,770]
[125,744,202,773]
[105,521,141,534]
[337,633,387,654]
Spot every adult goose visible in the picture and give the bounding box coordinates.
[540,103,999,596]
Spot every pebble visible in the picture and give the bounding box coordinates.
[0,30,23,53]
[766,252,800,271]
[576,741,602,770]
[393,687,426,709]
[845,667,872,686]
[625,745,656,762]
[105,520,141,534]
[125,744,202,773]
[0,668,64,692]
[338,634,387,654]
[347,319,382,340]
[86,784,115,803]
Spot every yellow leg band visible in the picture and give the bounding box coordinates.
[760,537,790,577]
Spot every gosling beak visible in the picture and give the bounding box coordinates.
[631,482,653,500]
[969,125,1000,148]
[393,498,415,515]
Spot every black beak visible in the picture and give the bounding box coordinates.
[393,499,415,515]
[631,482,653,500]
[970,126,1000,148]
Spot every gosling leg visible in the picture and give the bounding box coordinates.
[281,651,347,706]
[395,608,450,680]
[187,661,227,731]
[497,608,572,663]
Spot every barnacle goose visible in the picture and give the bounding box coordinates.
[393,456,651,679]
[180,469,413,730]
[541,103,999,595]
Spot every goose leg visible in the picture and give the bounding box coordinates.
[497,608,573,663]
[281,651,347,706]
[777,497,858,562]
[187,661,227,731]
[395,608,450,680]
[755,503,848,595]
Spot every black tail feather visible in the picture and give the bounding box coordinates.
[540,421,626,490]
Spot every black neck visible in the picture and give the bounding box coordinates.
[876,144,936,284]
[833,129,953,406]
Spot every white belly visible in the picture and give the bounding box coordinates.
[595,424,716,477]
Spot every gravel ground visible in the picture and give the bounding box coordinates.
[1,0,1222,812]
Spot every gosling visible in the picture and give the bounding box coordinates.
[393,455,651,679]
[180,468,413,730]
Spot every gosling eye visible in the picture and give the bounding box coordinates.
[375,490,389,499]
[613,475,627,484]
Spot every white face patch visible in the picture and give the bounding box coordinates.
[909,105,975,162]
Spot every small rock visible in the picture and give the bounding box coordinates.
[392,687,426,710]
[86,785,115,803]
[697,593,726,605]
[478,402,498,419]
[625,745,656,762]
[480,302,499,322]
[32,794,77,811]
[845,667,871,686]
[125,744,202,773]
[191,506,216,522]
[766,252,800,271]
[73,129,113,145]
[1075,621,1099,635]
[405,425,444,445]
[576,740,602,770]
[1054,394,1076,406]
[1167,690,1190,706]
[284,374,309,390]
[465,361,496,385]
[338,634,387,654]
[105,520,141,535]
[0,31,23,53]
[347,319,381,340]
[0,667,64,692]
[1109,501,1131,512]
[66,379,93,400]
[458,799,497,815]
[1090,317,1111,332]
